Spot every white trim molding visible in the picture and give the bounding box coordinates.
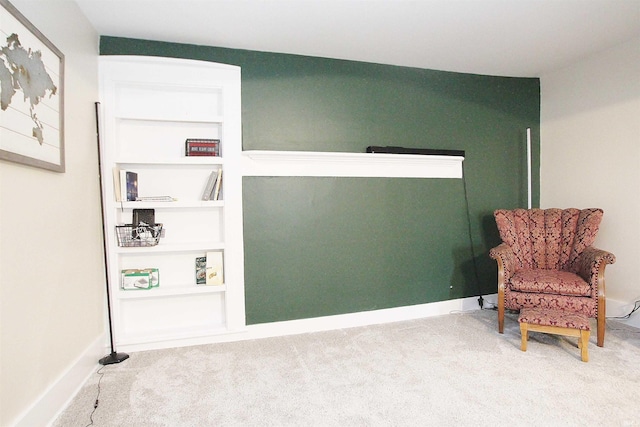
[242,150,464,179]
[246,295,489,341]
[12,335,106,427]
[112,295,493,352]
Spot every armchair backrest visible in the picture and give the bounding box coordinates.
[494,208,603,272]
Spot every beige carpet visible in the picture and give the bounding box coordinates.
[53,310,640,426]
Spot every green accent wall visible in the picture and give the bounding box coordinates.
[101,36,540,325]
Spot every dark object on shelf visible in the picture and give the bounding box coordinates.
[185,138,220,156]
[132,209,155,239]
[133,208,155,226]
[366,146,465,157]
[116,223,163,247]
[125,171,138,201]
[95,102,129,366]
[195,256,207,284]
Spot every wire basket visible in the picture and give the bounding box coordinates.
[116,224,163,247]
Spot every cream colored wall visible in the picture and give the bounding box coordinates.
[0,1,102,425]
[540,37,640,321]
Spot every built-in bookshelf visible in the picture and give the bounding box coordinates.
[98,56,245,351]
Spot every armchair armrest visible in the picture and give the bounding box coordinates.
[576,246,615,347]
[576,246,616,284]
[489,243,517,334]
[489,243,517,283]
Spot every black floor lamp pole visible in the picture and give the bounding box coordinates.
[95,102,129,365]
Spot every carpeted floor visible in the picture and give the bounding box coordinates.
[53,309,640,426]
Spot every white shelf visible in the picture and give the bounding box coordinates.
[117,200,224,209]
[242,150,464,179]
[117,284,227,299]
[115,242,225,254]
[115,115,225,124]
[116,157,224,166]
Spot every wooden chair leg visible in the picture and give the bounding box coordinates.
[496,258,506,334]
[580,330,590,362]
[597,314,605,347]
[520,323,528,351]
[596,262,607,347]
[498,288,505,334]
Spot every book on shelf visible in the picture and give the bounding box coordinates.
[212,169,223,201]
[185,138,220,157]
[118,170,138,202]
[205,251,224,285]
[201,170,217,201]
[113,167,122,202]
[195,256,207,284]
[202,169,223,201]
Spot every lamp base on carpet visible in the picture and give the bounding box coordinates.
[99,351,129,365]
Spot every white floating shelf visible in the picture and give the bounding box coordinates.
[241,150,464,179]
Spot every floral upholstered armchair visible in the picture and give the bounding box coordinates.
[489,208,615,347]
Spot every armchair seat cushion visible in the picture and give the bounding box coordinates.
[510,269,591,297]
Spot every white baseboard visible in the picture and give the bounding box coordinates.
[607,298,640,329]
[11,334,107,427]
[247,294,492,340]
[117,295,494,353]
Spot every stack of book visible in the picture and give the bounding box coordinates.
[202,169,223,201]
[113,169,138,202]
[195,251,223,285]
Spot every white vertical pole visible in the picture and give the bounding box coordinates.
[526,127,532,209]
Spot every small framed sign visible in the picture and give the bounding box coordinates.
[185,138,220,157]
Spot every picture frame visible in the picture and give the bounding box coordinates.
[0,0,65,172]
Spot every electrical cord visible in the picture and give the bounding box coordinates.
[607,300,640,320]
[482,301,498,311]
[85,366,106,427]
[462,162,484,308]
[606,302,640,335]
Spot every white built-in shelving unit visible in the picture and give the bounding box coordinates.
[98,56,244,351]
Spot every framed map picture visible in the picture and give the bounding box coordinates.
[0,0,65,172]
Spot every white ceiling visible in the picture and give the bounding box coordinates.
[74,0,640,77]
